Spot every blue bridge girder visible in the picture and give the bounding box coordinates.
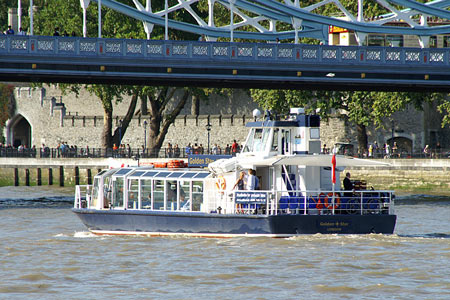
[88,0,450,43]
[1,35,450,92]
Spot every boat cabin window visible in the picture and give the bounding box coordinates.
[179,181,190,210]
[154,180,164,209]
[167,180,178,210]
[271,129,279,152]
[112,177,124,208]
[192,181,203,211]
[243,128,271,153]
[127,179,139,209]
[91,177,100,207]
[140,179,152,209]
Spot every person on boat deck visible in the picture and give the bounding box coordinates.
[246,169,259,190]
[343,172,354,197]
[233,171,246,190]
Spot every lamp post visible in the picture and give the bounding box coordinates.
[206,121,212,154]
[143,120,148,157]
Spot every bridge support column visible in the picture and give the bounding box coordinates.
[14,168,19,186]
[59,166,64,187]
[25,169,30,186]
[48,168,53,185]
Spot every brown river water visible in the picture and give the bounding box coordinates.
[0,186,449,299]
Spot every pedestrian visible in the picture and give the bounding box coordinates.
[18,27,26,35]
[174,144,180,157]
[53,27,60,36]
[231,140,238,156]
[6,25,14,35]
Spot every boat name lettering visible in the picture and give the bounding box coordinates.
[319,221,349,227]
[188,155,232,167]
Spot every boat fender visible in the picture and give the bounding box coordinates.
[215,176,226,190]
[325,192,341,209]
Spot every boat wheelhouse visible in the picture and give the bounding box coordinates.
[73,108,396,237]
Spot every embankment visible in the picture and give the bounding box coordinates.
[0,157,449,195]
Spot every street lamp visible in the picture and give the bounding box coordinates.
[143,120,148,157]
[206,121,212,154]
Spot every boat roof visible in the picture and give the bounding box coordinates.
[246,114,320,128]
[237,154,390,168]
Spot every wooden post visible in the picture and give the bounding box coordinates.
[37,168,42,186]
[48,168,53,185]
[14,168,19,186]
[87,169,92,185]
[25,169,30,186]
[75,166,80,185]
[59,166,64,187]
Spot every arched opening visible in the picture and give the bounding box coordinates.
[387,136,413,156]
[7,115,31,148]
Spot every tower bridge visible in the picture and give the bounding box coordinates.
[1,35,450,91]
[3,0,450,91]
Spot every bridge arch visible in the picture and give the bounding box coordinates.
[6,114,32,148]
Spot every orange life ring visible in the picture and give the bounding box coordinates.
[215,176,226,190]
[325,192,341,209]
[316,193,325,210]
[167,160,184,168]
[154,162,167,168]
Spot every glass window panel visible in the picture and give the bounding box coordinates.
[91,177,100,208]
[181,173,197,178]
[156,172,171,178]
[112,177,124,208]
[194,173,209,179]
[168,172,183,178]
[143,171,159,177]
[179,181,191,210]
[310,128,320,139]
[272,129,279,151]
[192,181,203,211]
[127,179,139,209]
[140,179,152,209]
[115,168,133,176]
[153,180,164,210]
[167,180,177,210]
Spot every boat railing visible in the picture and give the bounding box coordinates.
[220,189,394,216]
[74,185,92,209]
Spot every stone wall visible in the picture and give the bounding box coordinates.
[5,85,449,152]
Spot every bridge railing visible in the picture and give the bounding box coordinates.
[1,35,448,66]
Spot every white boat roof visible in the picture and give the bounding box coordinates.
[237,154,389,168]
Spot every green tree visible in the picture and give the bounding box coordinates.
[30,0,209,153]
[250,89,443,155]
[0,83,14,143]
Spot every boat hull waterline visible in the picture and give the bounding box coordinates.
[73,209,397,237]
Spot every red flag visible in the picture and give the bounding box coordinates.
[331,154,336,184]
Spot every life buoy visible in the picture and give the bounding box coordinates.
[167,160,184,168]
[325,192,340,209]
[215,176,226,190]
[154,162,167,168]
[316,193,325,210]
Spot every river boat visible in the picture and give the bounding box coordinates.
[73,108,396,237]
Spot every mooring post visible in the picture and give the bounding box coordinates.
[37,168,42,186]
[25,169,30,186]
[48,168,53,185]
[87,169,92,185]
[14,168,19,186]
[59,166,64,187]
[75,166,80,186]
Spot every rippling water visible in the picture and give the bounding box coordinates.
[0,187,449,299]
